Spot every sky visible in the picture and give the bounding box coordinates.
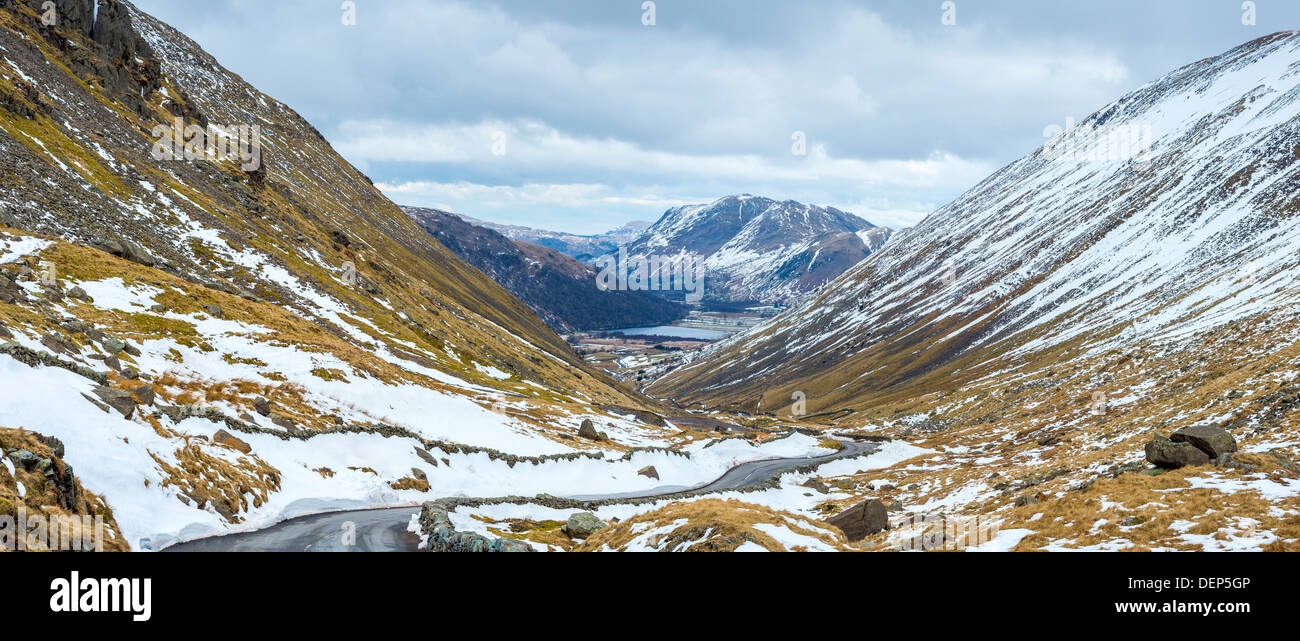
[132,0,1299,234]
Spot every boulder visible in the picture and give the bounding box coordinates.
[1145,435,1210,469]
[561,512,605,539]
[801,478,830,494]
[130,384,155,406]
[101,336,126,354]
[92,385,136,419]
[1171,425,1237,459]
[637,465,659,480]
[826,498,889,541]
[253,396,271,416]
[578,419,601,441]
[67,286,91,302]
[212,429,252,455]
[410,467,428,482]
[204,304,224,319]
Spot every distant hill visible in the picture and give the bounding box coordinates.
[457,215,651,262]
[404,207,687,333]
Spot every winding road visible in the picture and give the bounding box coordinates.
[164,439,876,552]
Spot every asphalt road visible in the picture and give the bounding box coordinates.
[164,439,877,553]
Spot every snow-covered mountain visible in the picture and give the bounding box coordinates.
[653,32,1300,409]
[646,32,1300,550]
[455,215,651,262]
[403,206,686,333]
[623,195,891,305]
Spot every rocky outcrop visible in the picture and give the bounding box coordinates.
[826,498,889,541]
[637,465,659,480]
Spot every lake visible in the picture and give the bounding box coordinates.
[608,325,730,340]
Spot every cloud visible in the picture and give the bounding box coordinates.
[133,0,1298,233]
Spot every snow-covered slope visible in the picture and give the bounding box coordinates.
[645,32,1300,552]
[652,31,1300,410]
[0,0,693,549]
[623,195,891,305]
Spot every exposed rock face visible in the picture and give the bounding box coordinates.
[637,465,659,480]
[55,0,95,37]
[1145,435,1210,469]
[1171,425,1237,460]
[562,512,606,539]
[826,498,889,541]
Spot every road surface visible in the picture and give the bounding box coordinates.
[164,439,876,552]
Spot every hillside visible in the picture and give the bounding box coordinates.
[0,0,680,549]
[648,32,1300,550]
[622,195,891,305]
[404,206,687,333]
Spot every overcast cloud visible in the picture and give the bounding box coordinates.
[133,0,1300,233]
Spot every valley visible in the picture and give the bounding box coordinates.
[1,0,1297,558]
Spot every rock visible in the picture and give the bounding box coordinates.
[1171,425,1237,459]
[253,396,271,416]
[1037,434,1061,447]
[415,448,440,468]
[637,465,659,480]
[0,323,10,340]
[92,385,136,419]
[1145,435,1210,469]
[826,498,889,541]
[67,286,91,302]
[103,356,121,371]
[410,467,428,482]
[271,414,297,432]
[101,336,126,354]
[1120,516,1146,527]
[204,304,224,319]
[130,384,155,406]
[40,333,77,355]
[43,435,65,459]
[1014,495,1040,507]
[887,500,904,512]
[561,512,605,539]
[122,342,141,357]
[212,429,252,455]
[578,419,601,441]
[801,478,830,494]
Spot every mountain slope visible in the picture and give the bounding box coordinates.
[404,206,687,333]
[648,33,1300,550]
[457,215,650,262]
[0,0,682,548]
[624,195,891,305]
